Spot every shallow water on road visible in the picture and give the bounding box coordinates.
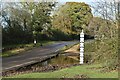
[34,54,79,67]
[3,54,79,77]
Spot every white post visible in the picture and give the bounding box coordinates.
[34,39,36,44]
[32,9,37,45]
[80,29,84,64]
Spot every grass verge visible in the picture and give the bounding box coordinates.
[6,64,118,78]
[2,41,55,57]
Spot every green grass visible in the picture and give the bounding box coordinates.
[7,64,118,78]
[2,41,55,57]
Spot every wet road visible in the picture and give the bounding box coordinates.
[2,41,78,71]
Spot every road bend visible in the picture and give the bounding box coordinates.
[2,41,78,71]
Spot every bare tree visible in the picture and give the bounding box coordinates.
[90,0,119,38]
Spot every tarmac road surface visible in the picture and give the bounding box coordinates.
[2,41,78,71]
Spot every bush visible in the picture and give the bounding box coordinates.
[96,38,118,70]
[84,53,93,63]
[79,38,118,70]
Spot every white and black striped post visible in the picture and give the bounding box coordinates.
[80,29,84,64]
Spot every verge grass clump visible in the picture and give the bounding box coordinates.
[82,38,118,70]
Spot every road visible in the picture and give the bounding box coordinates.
[2,41,78,71]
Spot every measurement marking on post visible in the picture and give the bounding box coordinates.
[80,29,84,64]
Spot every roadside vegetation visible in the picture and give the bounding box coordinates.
[1,0,119,79]
[3,39,118,78]
[84,38,118,71]
[2,41,55,57]
[7,64,118,78]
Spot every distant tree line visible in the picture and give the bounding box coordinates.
[1,1,119,46]
[1,2,56,45]
[1,2,93,46]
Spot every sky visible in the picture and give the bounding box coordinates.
[57,0,119,3]
[1,0,119,2]
[55,0,96,7]
[56,0,95,9]
[57,0,96,4]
